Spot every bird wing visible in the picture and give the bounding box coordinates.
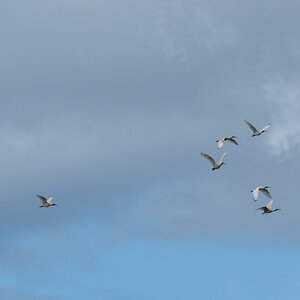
[226,137,239,145]
[259,124,271,132]
[267,200,273,210]
[37,195,47,204]
[256,206,267,212]
[217,140,224,149]
[47,197,53,204]
[217,152,226,165]
[245,120,258,133]
[201,152,217,167]
[260,188,272,198]
[252,188,259,201]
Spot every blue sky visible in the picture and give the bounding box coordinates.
[1,0,300,299]
[2,234,300,299]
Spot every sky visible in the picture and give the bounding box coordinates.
[1,0,300,299]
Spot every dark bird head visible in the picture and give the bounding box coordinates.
[51,203,58,206]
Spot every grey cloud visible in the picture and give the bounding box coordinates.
[2,1,300,298]
[0,0,300,261]
[264,76,300,157]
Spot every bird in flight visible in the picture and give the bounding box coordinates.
[244,120,271,137]
[216,136,239,149]
[256,200,280,214]
[251,186,272,202]
[37,195,57,208]
[201,152,226,170]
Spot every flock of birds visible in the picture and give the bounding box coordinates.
[36,120,280,214]
[201,120,281,215]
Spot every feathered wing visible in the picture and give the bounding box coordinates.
[226,137,239,145]
[217,152,226,165]
[260,188,272,198]
[217,140,224,149]
[37,195,47,204]
[47,197,53,204]
[259,124,271,133]
[201,152,217,167]
[245,120,258,134]
[267,200,273,211]
[256,206,267,213]
[252,188,259,201]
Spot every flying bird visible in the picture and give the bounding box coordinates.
[216,136,239,149]
[37,195,57,208]
[201,152,226,170]
[256,200,280,214]
[251,186,272,202]
[244,120,271,137]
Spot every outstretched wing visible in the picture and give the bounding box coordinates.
[260,187,272,198]
[267,200,273,210]
[47,197,53,204]
[226,137,239,145]
[256,206,267,213]
[37,195,47,204]
[201,152,217,167]
[217,152,226,165]
[245,120,258,134]
[260,124,271,133]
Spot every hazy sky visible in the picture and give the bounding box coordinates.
[1,0,300,299]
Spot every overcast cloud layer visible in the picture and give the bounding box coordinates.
[1,0,300,299]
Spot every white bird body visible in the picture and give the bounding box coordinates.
[251,186,272,202]
[201,152,226,170]
[256,200,280,214]
[216,136,239,149]
[245,121,271,137]
[37,195,57,208]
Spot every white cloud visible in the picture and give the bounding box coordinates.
[264,76,300,157]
